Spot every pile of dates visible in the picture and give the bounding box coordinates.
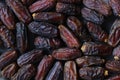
[0,0,120,80]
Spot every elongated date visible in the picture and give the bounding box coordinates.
[59,25,80,48]
[45,61,63,80]
[17,49,43,67]
[6,0,32,24]
[81,7,104,24]
[79,67,104,80]
[35,55,54,80]
[81,42,112,56]
[0,2,15,30]
[32,12,65,24]
[0,49,17,70]
[52,48,81,60]
[12,64,36,80]
[16,22,28,53]
[29,0,56,13]
[107,75,120,80]
[76,56,105,68]
[58,0,81,4]
[87,22,108,42]
[64,61,77,80]
[28,21,58,38]
[113,45,120,59]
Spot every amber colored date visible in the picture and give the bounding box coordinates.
[83,0,111,16]
[32,12,65,24]
[17,49,43,67]
[28,21,58,38]
[79,67,104,80]
[59,25,80,48]
[0,2,15,30]
[107,75,120,80]
[29,0,56,13]
[56,2,81,15]
[45,61,63,80]
[0,25,14,48]
[12,64,36,80]
[113,45,120,59]
[34,36,61,49]
[1,63,18,79]
[58,0,81,4]
[87,22,108,42]
[35,55,54,80]
[6,0,32,24]
[108,19,120,47]
[64,61,77,80]
[0,49,17,70]
[81,7,104,24]
[81,42,112,56]
[52,48,81,60]
[16,22,28,53]
[76,56,105,68]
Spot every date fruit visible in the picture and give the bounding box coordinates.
[107,75,120,80]
[113,45,120,59]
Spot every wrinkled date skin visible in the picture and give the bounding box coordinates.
[34,36,61,49]
[0,2,15,30]
[113,45,120,58]
[87,22,108,42]
[35,55,54,80]
[59,25,80,48]
[32,12,65,24]
[12,64,36,80]
[107,75,120,80]
[56,2,81,15]
[64,61,77,80]
[58,0,81,4]
[45,61,63,80]
[105,60,120,72]
[17,49,43,67]
[109,0,120,16]
[81,7,104,24]
[83,0,111,16]
[0,49,17,70]
[6,0,32,24]
[1,63,18,79]
[16,22,28,53]
[29,0,56,13]
[0,25,14,48]
[28,21,58,38]
[52,48,81,60]
[79,67,104,80]
[108,19,120,47]
[81,42,112,56]
[76,56,105,68]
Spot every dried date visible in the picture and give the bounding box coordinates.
[113,45,120,60]
[107,75,120,80]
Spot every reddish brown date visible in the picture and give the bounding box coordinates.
[107,75,120,80]
[1,63,18,79]
[16,22,28,53]
[58,25,80,48]
[108,19,120,47]
[58,0,81,4]
[83,0,111,16]
[32,12,65,24]
[105,60,120,72]
[64,61,77,80]
[45,61,63,80]
[81,42,112,56]
[17,49,43,67]
[109,0,120,16]
[113,45,120,59]
[81,7,104,24]
[6,0,32,24]
[0,49,17,70]
[0,2,15,30]
[76,56,105,68]
[35,55,54,80]
[34,36,61,49]
[28,21,58,38]
[0,25,14,48]
[87,22,108,42]
[79,67,104,80]
[52,48,81,60]
[56,2,81,15]
[29,0,56,13]
[12,64,36,80]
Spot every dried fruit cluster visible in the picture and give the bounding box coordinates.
[0,0,120,80]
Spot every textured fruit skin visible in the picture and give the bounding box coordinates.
[113,45,120,58]
[107,75,120,80]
